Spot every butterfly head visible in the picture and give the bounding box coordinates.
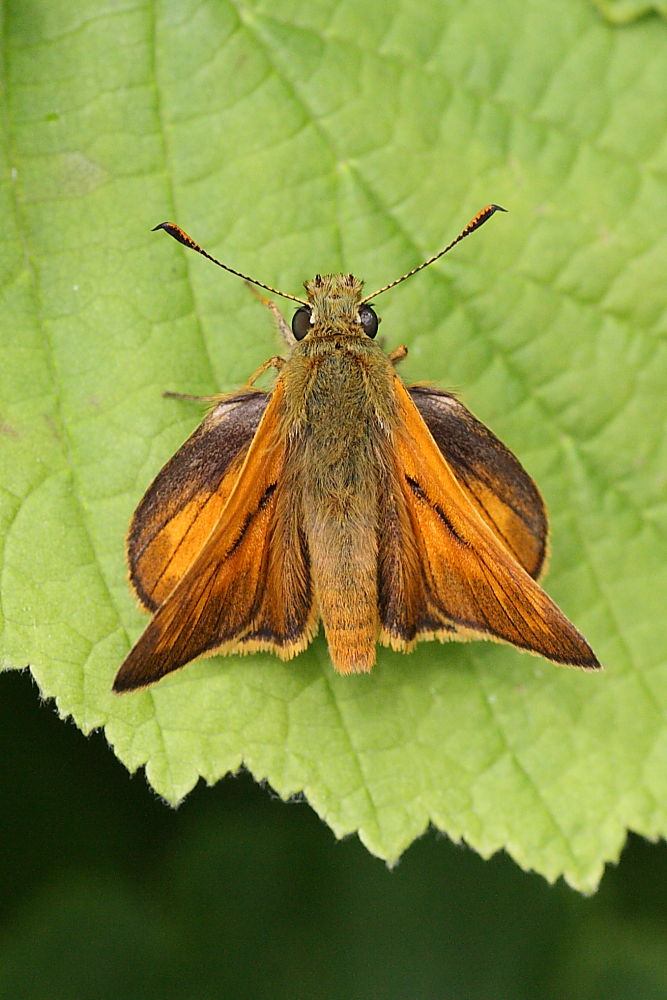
[292,273,378,341]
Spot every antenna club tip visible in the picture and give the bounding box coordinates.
[465,203,508,235]
[475,204,508,224]
[152,221,196,250]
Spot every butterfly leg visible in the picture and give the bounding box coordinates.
[162,389,221,402]
[245,281,295,347]
[162,356,284,402]
[245,355,285,387]
[388,345,408,365]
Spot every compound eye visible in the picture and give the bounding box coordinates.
[358,304,379,338]
[291,306,312,340]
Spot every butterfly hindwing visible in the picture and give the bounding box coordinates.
[409,385,548,579]
[128,388,269,611]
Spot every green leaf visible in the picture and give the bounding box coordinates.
[590,0,667,24]
[1,0,666,892]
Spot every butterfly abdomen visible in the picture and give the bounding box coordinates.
[286,348,396,672]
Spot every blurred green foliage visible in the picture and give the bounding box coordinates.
[2,671,667,999]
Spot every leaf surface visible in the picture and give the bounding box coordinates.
[1,0,666,891]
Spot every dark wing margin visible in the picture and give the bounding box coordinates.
[128,388,270,611]
[409,385,548,579]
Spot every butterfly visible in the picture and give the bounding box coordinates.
[113,205,599,692]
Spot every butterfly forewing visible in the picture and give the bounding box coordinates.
[382,380,599,668]
[114,383,315,692]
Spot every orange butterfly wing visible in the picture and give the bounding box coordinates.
[114,381,317,692]
[379,379,599,668]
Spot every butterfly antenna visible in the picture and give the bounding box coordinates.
[152,222,309,306]
[360,204,507,304]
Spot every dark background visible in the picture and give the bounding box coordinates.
[2,669,666,999]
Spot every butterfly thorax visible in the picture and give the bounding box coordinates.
[280,328,398,439]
